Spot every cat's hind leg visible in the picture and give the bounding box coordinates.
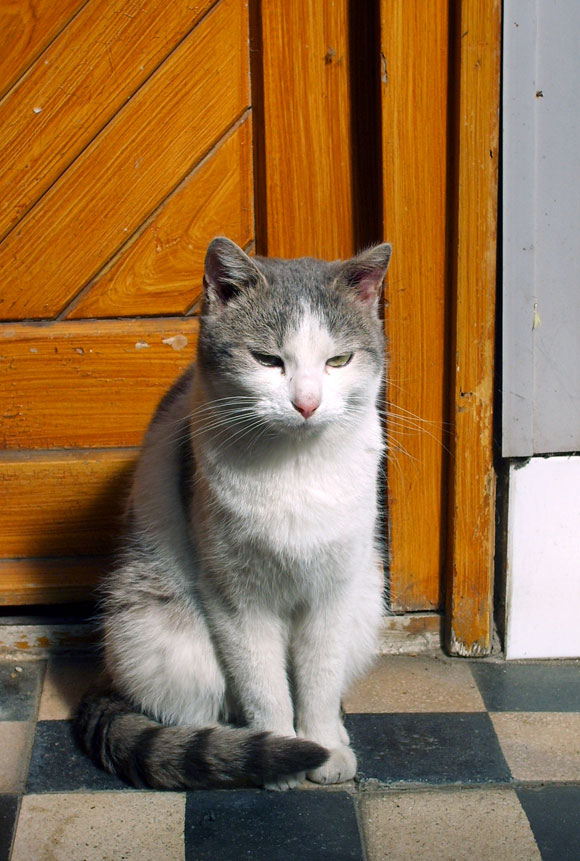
[105,601,226,727]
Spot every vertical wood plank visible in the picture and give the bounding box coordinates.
[257,0,353,258]
[446,0,501,655]
[380,1,450,610]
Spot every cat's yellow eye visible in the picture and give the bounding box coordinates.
[326,353,353,368]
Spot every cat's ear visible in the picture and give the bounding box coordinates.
[203,237,263,310]
[338,243,392,308]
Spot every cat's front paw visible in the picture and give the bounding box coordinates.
[307,746,356,785]
[263,772,305,791]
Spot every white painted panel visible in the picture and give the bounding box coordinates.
[502,0,580,455]
[505,456,580,659]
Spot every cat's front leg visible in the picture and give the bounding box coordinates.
[292,596,357,785]
[209,605,295,737]
[208,605,309,791]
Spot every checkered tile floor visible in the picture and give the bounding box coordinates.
[1,654,579,859]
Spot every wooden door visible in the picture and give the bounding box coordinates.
[0,0,253,603]
[1,0,500,655]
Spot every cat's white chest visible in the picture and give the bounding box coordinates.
[205,429,381,555]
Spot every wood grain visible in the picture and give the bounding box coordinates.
[0,319,199,449]
[0,449,135,558]
[381,1,450,610]
[0,0,214,240]
[0,0,249,320]
[66,116,254,319]
[0,558,106,606]
[446,0,501,656]
[258,0,353,258]
[0,0,85,100]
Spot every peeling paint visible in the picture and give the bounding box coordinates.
[135,341,150,350]
[162,334,188,351]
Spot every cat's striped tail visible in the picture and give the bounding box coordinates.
[75,690,328,790]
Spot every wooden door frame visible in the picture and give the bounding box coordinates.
[445,0,501,655]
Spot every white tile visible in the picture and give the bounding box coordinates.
[360,789,541,860]
[12,792,186,861]
[0,721,33,792]
[490,712,580,781]
[38,658,100,720]
[344,656,485,713]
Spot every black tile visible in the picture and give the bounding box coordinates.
[184,790,363,861]
[0,661,44,721]
[0,795,19,861]
[27,720,129,792]
[345,712,511,785]
[517,786,580,860]
[470,661,580,712]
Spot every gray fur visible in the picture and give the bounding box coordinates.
[76,237,391,790]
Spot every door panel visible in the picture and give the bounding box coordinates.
[0,0,251,604]
[0,0,249,320]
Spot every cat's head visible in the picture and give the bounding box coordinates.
[196,237,391,437]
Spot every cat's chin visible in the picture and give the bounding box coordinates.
[276,418,328,438]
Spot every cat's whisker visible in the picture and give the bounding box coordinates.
[385,403,453,429]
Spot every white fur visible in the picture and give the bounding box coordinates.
[104,306,385,787]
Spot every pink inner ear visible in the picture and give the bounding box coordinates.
[356,270,383,303]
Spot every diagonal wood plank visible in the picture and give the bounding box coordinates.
[0,0,86,99]
[0,0,214,240]
[0,0,249,321]
[1,318,199,448]
[65,115,253,319]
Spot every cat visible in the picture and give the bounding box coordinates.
[76,236,392,790]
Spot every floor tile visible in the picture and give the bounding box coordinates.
[490,712,580,781]
[0,795,19,861]
[344,656,486,713]
[184,790,363,860]
[38,657,101,720]
[0,722,35,793]
[517,785,580,860]
[471,661,580,712]
[0,661,44,721]
[27,720,129,792]
[359,788,541,860]
[345,712,511,785]
[11,792,185,861]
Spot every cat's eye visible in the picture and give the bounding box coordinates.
[326,353,353,368]
[251,351,285,369]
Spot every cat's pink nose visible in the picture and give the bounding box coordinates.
[293,400,319,419]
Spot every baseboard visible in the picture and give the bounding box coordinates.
[0,612,444,658]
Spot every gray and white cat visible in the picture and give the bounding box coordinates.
[76,236,391,790]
